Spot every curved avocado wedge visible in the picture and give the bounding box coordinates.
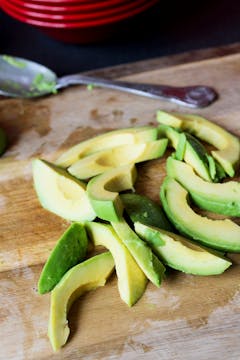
[85,222,147,306]
[157,110,240,177]
[87,164,137,222]
[160,177,240,252]
[134,222,231,276]
[111,218,166,287]
[32,159,96,222]
[167,157,240,216]
[120,193,173,231]
[38,223,88,294]
[68,139,168,180]
[55,126,158,168]
[158,124,212,181]
[48,251,114,352]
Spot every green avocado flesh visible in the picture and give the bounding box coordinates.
[111,218,165,287]
[160,177,240,252]
[48,252,114,352]
[120,193,173,231]
[87,164,137,222]
[85,222,147,306]
[167,157,240,216]
[55,126,158,168]
[134,222,231,275]
[38,223,88,294]
[158,124,212,181]
[157,110,240,177]
[68,139,168,179]
[32,159,96,222]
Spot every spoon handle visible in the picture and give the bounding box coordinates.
[57,74,217,108]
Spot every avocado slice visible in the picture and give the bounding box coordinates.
[0,128,7,155]
[120,193,173,231]
[158,124,212,181]
[166,156,240,216]
[87,164,137,222]
[48,251,114,351]
[68,139,168,179]
[32,159,96,222]
[134,222,231,275]
[157,110,240,177]
[85,222,147,306]
[38,223,88,294]
[111,218,166,287]
[160,177,240,252]
[55,126,158,168]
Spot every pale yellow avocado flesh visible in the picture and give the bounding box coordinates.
[55,127,158,168]
[48,252,114,352]
[87,164,137,222]
[32,159,96,222]
[157,111,240,176]
[167,157,240,216]
[85,222,147,306]
[160,177,240,252]
[68,139,168,179]
[134,222,231,275]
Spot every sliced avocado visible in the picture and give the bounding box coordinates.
[111,218,165,287]
[85,222,147,306]
[32,159,96,222]
[120,193,173,231]
[166,156,240,217]
[157,110,240,177]
[87,164,137,222]
[134,222,231,275]
[68,139,168,179]
[55,126,158,168]
[38,223,88,294]
[48,252,114,351]
[0,128,7,155]
[174,132,186,161]
[160,177,240,252]
[158,124,212,181]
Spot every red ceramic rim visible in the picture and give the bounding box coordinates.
[1,0,159,27]
[2,0,156,22]
[22,0,127,4]
[8,0,132,13]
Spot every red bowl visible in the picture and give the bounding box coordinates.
[1,0,159,43]
[4,0,152,21]
[2,0,153,21]
[9,0,132,13]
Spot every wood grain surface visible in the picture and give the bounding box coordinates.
[1,50,240,360]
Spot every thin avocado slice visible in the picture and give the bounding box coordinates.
[55,126,158,168]
[174,132,187,161]
[38,223,88,294]
[0,128,7,155]
[111,218,165,287]
[48,252,114,352]
[160,177,240,252]
[86,222,147,306]
[32,159,96,222]
[158,124,212,181]
[120,193,173,231]
[87,164,137,222]
[68,139,168,179]
[157,110,240,177]
[166,156,240,216]
[134,222,231,276]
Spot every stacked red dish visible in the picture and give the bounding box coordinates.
[1,0,159,43]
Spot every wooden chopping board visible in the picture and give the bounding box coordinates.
[1,52,240,360]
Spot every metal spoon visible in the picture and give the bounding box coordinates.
[0,55,217,108]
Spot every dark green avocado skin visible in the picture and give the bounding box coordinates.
[121,193,173,231]
[38,223,88,294]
